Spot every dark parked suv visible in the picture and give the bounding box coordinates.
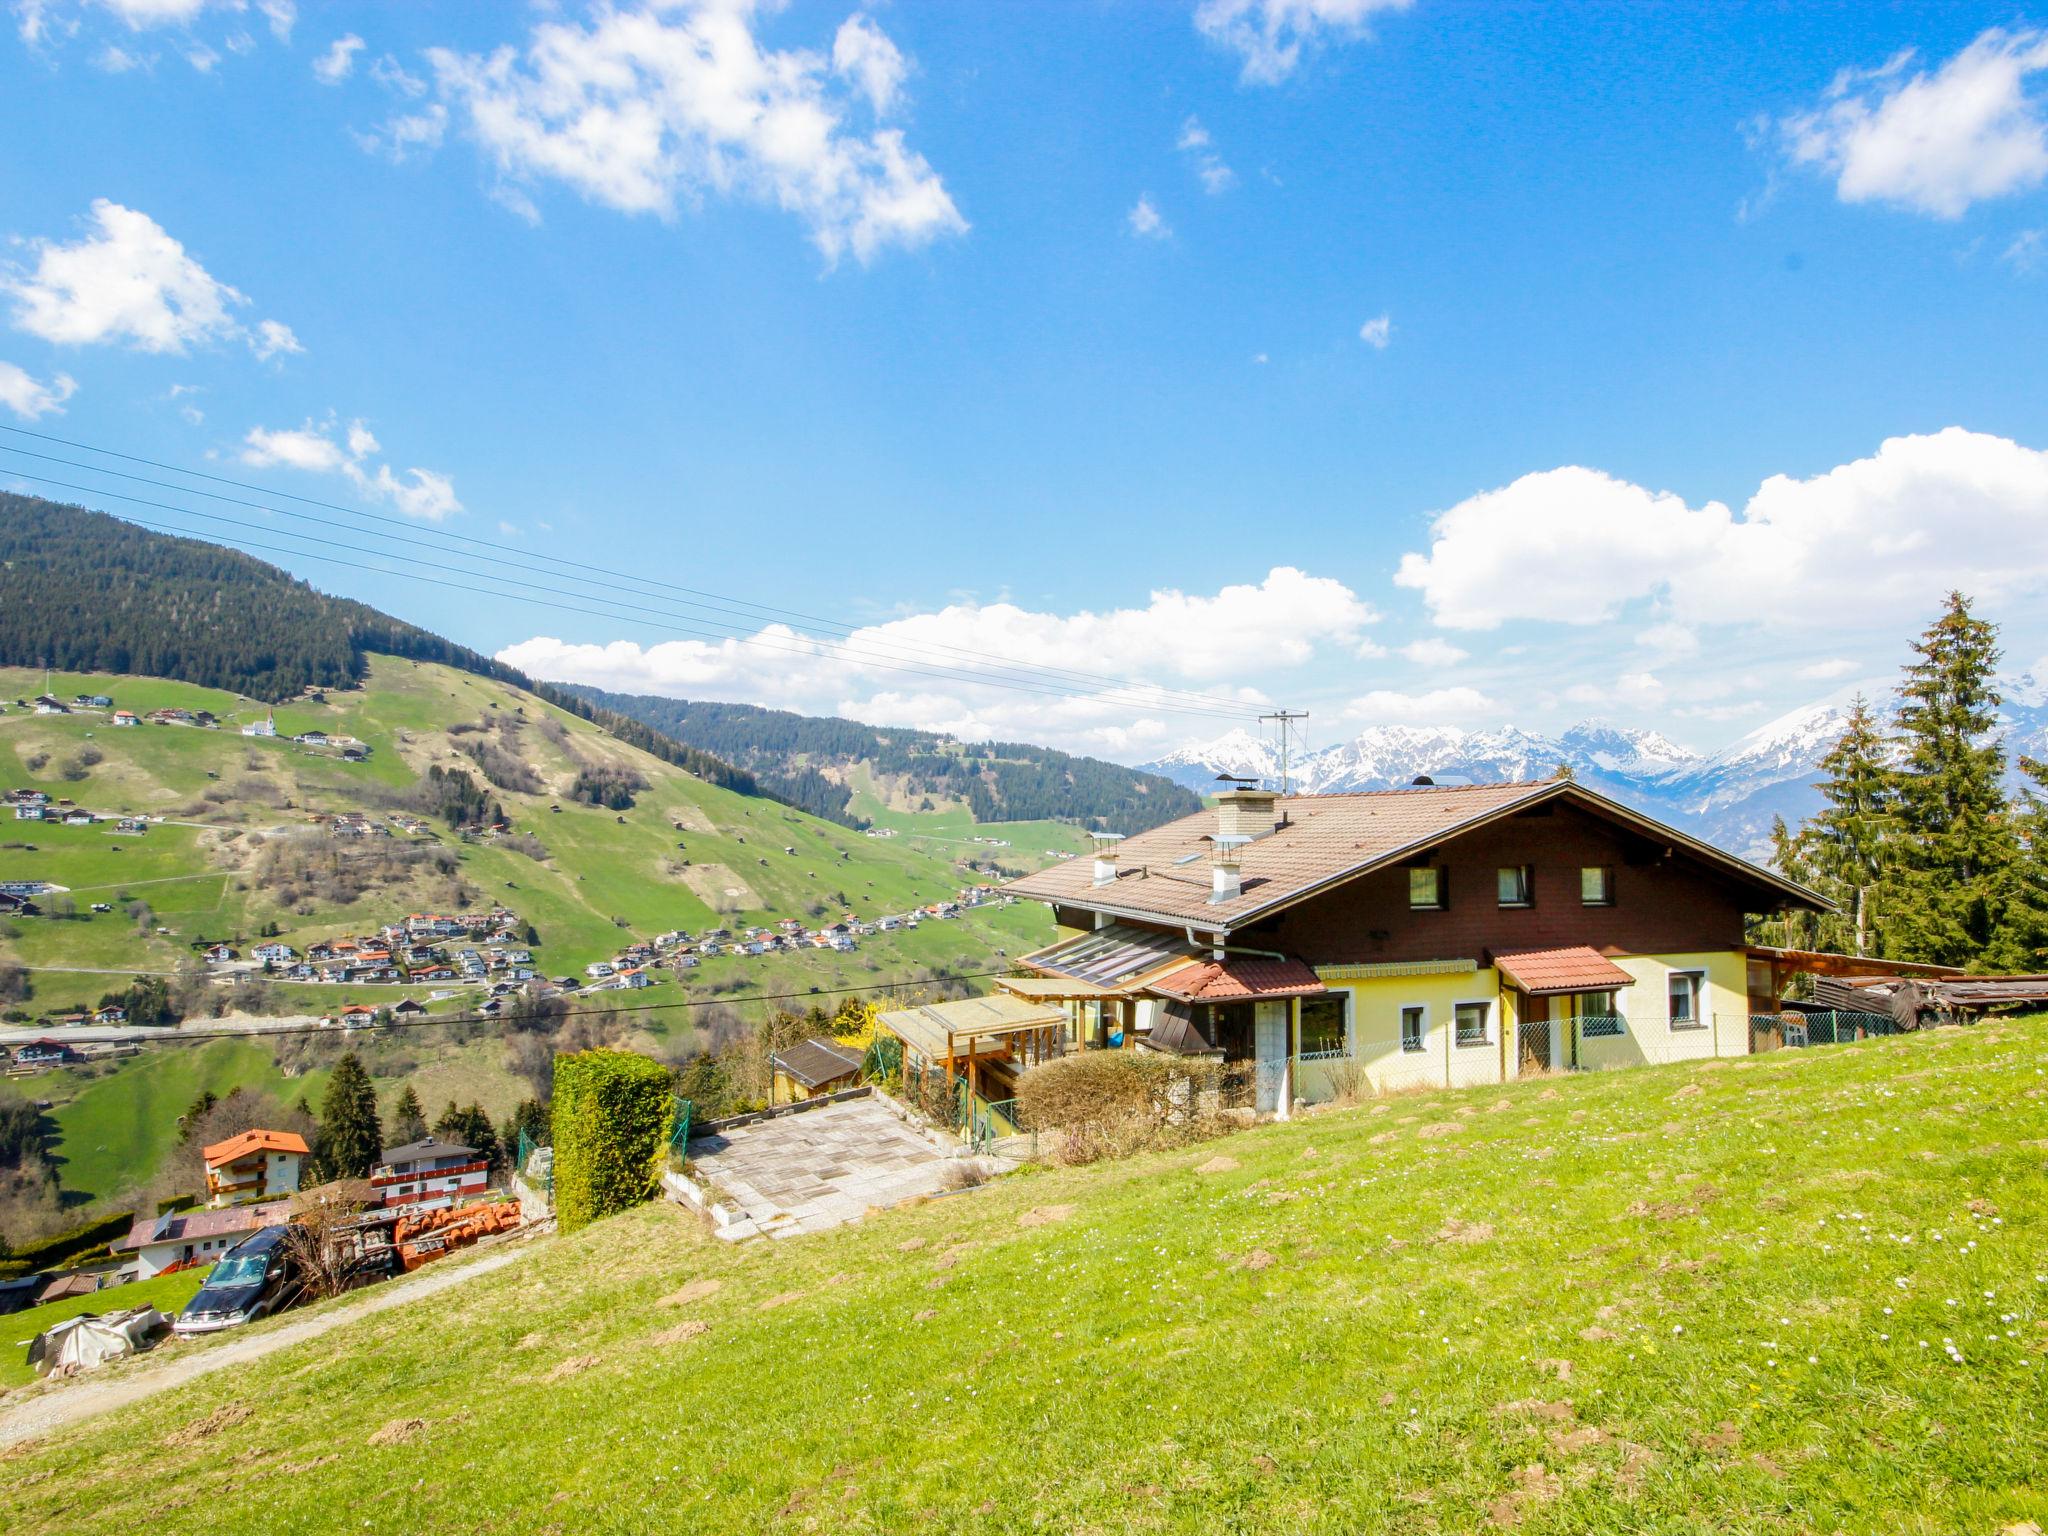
[173,1224,306,1336]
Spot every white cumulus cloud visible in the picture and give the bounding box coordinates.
[0,360,77,419]
[1358,312,1392,348]
[1395,428,2048,634]
[497,568,1376,755]
[831,12,906,116]
[313,32,364,84]
[1,199,297,361]
[1195,0,1412,86]
[1127,195,1169,238]
[240,415,461,521]
[1779,27,2048,218]
[420,1,965,266]
[1177,115,1235,193]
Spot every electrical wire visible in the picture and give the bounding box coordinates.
[6,966,1018,1049]
[0,466,1260,722]
[0,423,1264,717]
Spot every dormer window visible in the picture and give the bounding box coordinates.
[1408,867,1446,910]
[1497,865,1532,908]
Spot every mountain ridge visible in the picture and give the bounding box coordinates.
[1141,692,2048,857]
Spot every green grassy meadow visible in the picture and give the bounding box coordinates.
[4,1021,2042,1533]
[1,1269,211,1390]
[1,658,1050,1211]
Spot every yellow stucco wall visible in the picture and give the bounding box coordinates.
[1295,949,1751,1102]
[1576,950,1749,1070]
[1309,966,1508,1094]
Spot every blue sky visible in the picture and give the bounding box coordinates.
[4,1,2048,764]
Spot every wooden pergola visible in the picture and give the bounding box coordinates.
[874,994,1070,1100]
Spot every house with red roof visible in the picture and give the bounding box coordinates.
[999,781,1833,1115]
[202,1129,310,1207]
[114,1200,291,1279]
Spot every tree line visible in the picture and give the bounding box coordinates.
[566,686,1205,833]
[1766,591,2048,970]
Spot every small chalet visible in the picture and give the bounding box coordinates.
[769,1039,865,1104]
[371,1136,490,1212]
[11,1039,79,1067]
[201,1128,309,1207]
[1000,782,1831,1114]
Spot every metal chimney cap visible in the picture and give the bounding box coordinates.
[1089,831,1126,844]
[1212,833,1253,854]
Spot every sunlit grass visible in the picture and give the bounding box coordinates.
[3,1019,2042,1533]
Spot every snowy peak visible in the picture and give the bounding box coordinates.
[1138,728,1281,788]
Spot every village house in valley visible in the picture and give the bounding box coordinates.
[201,1129,308,1207]
[371,1135,490,1212]
[996,781,1831,1112]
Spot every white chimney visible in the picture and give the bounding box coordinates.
[1090,832,1125,887]
[1210,833,1251,904]
[1215,787,1282,840]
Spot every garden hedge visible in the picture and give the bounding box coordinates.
[551,1049,675,1234]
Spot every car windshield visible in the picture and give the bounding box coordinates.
[206,1253,270,1288]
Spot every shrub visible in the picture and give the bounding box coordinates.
[0,1210,134,1280]
[552,1049,675,1233]
[1015,1051,1226,1165]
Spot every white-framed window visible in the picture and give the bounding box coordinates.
[1497,865,1533,907]
[1400,1004,1426,1053]
[1581,865,1614,906]
[1298,992,1351,1056]
[1409,866,1446,910]
[1668,970,1705,1029]
[1454,1000,1492,1048]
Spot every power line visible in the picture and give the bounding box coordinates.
[19,966,1017,1049]
[0,467,1261,722]
[0,423,1262,717]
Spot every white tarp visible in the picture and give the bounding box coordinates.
[28,1306,167,1377]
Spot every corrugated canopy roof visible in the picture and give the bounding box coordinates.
[1019,923,1198,989]
[875,994,1067,1062]
[1006,781,1830,931]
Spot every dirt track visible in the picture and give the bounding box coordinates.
[0,1240,537,1451]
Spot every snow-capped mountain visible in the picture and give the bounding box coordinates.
[1138,679,2048,860]
[1142,717,1790,857]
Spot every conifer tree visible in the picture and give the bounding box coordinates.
[1799,695,1894,956]
[1885,592,2015,967]
[316,1052,383,1180]
[389,1085,427,1145]
[1995,757,2048,968]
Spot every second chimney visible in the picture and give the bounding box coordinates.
[1210,833,1251,904]
[1090,831,1125,887]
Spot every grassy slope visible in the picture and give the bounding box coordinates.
[5,1022,2044,1534]
[2,1269,211,1390]
[2,660,1049,1207]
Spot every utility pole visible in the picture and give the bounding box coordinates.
[1259,710,1308,796]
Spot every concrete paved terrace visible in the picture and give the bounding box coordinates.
[686,1096,959,1239]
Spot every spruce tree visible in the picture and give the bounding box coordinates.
[316,1052,383,1180]
[389,1085,427,1145]
[1885,592,2015,967]
[1799,695,1895,956]
[1996,757,2048,967]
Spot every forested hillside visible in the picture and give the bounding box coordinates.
[0,496,761,800]
[563,687,1203,832]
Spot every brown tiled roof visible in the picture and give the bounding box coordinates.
[1492,946,1636,996]
[1147,956,1328,1002]
[1006,782,1554,928]
[1005,781,1827,931]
